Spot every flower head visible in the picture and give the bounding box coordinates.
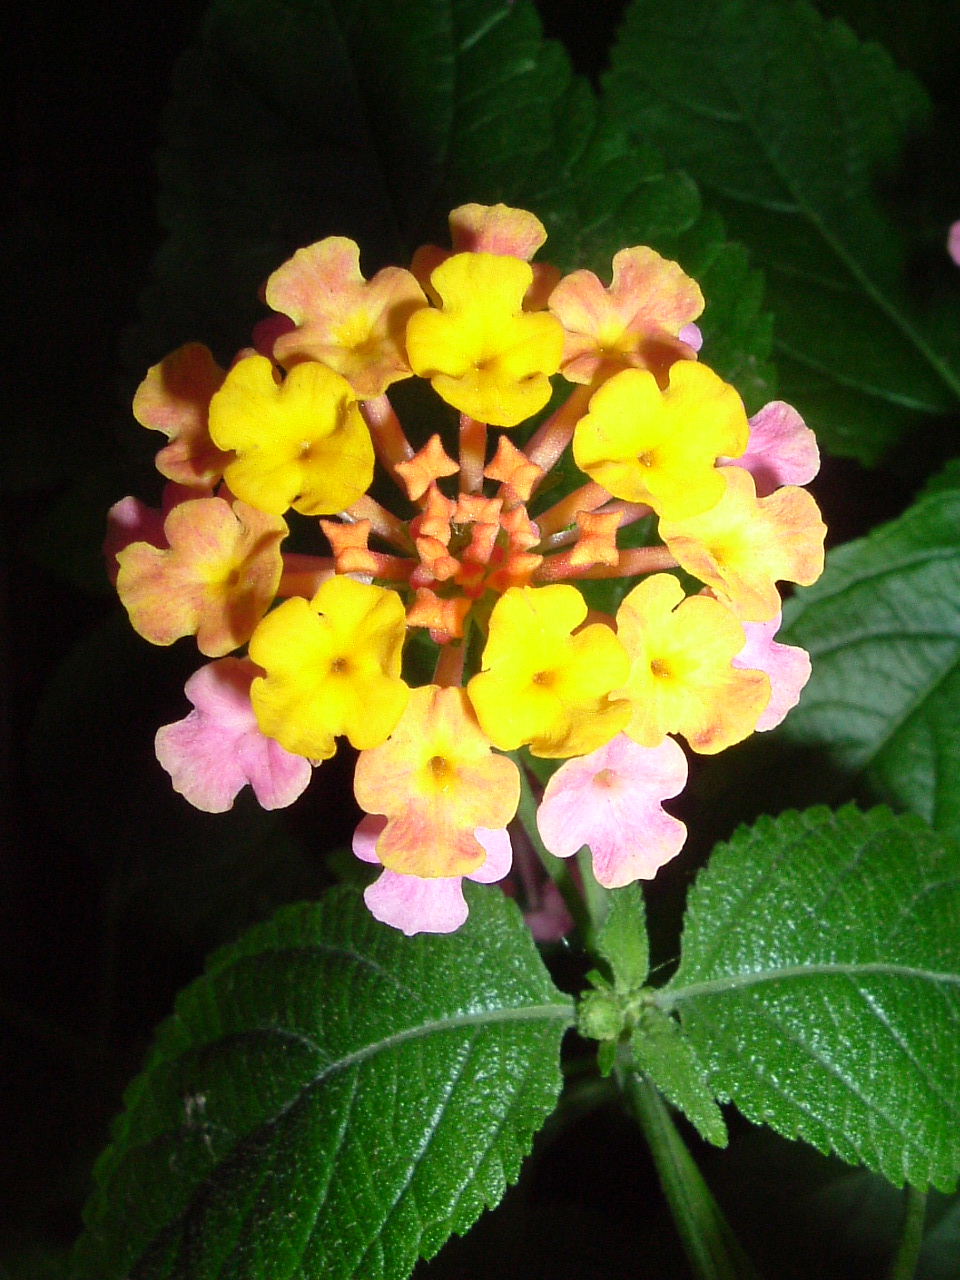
[537,734,688,887]
[264,237,428,396]
[208,355,374,515]
[549,246,703,387]
[468,585,631,757]
[573,361,749,520]
[354,685,520,877]
[109,202,826,933]
[116,493,286,656]
[155,658,312,812]
[406,253,564,426]
[249,575,409,759]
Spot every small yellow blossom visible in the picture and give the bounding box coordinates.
[249,576,409,759]
[468,585,631,757]
[614,574,771,753]
[549,246,703,386]
[116,495,286,656]
[208,355,374,516]
[659,466,826,621]
[573,361,749,520]
[265,236,428,397]
[406,253,564,426]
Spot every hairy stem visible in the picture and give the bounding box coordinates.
[887,1184,926,1280]
[624,1073,763,1280]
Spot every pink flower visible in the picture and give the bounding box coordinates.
[536,734,688,888]
[155,658,312,812]
[732,613,811,731]
[352,816,512,935]
[724,400,820,497]
[949,222,960,267]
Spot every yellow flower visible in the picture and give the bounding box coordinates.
[265,237,428,397]
[659,467,826,621]
[249,576,409,759]
[573,361,749,519]
[405,253,564,426]
[116,495,286,657]
[468,584,631,757]
[208,355,374,516]
[354,685,520,878]
[614,575,771,754]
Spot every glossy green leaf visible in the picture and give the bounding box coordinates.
[660,806,960,1190]
[605,0,960,464]
[70,887,573,1280]
[630,1007,728,1148]
[778,480,960,840]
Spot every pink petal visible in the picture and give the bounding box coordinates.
[352,813,387,863]
[733,614,812,731]
[537,734,688,888]
[155,658,311,812]
[728,401,820,496]
[949,221,960,267]
[363,871,469,935]
[678,322,703,352]
[467,828,513,883]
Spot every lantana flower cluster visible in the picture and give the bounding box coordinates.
[108,203,825,935]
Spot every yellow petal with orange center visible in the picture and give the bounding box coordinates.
[354,685,520,877]
[265,237,428,396]
[249,576,409,759]
[573,361,749,520]
[208,355,374,516]
[406,253,564,427]
[614,574,771,753]
[659,467,827,621]
[467,584,631,757]
[116,496,286,656]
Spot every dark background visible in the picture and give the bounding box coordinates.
[4,2,956,1275]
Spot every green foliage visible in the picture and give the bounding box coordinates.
[661,805,960,1190]
[779,477,960,840]
[70,887,573,1280]
[630,1007,728,1148]
[605,0,960,464]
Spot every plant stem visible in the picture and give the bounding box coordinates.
[624,1072,763,1280]
[887,1184,926,1280]
[513,756,591,942]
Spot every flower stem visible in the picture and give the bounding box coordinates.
[512,755,591,942]
[886,1185,926,1280]
[459,415,488,493]
[623,1072,763,1280]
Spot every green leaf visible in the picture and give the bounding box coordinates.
[129,0,773,404]
[596,882,649,991]
[71,887,573,1280]
[605,0,960,464]
[630,1007,728,1148]
[660,805,960,1190]
[778,480,960,840]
